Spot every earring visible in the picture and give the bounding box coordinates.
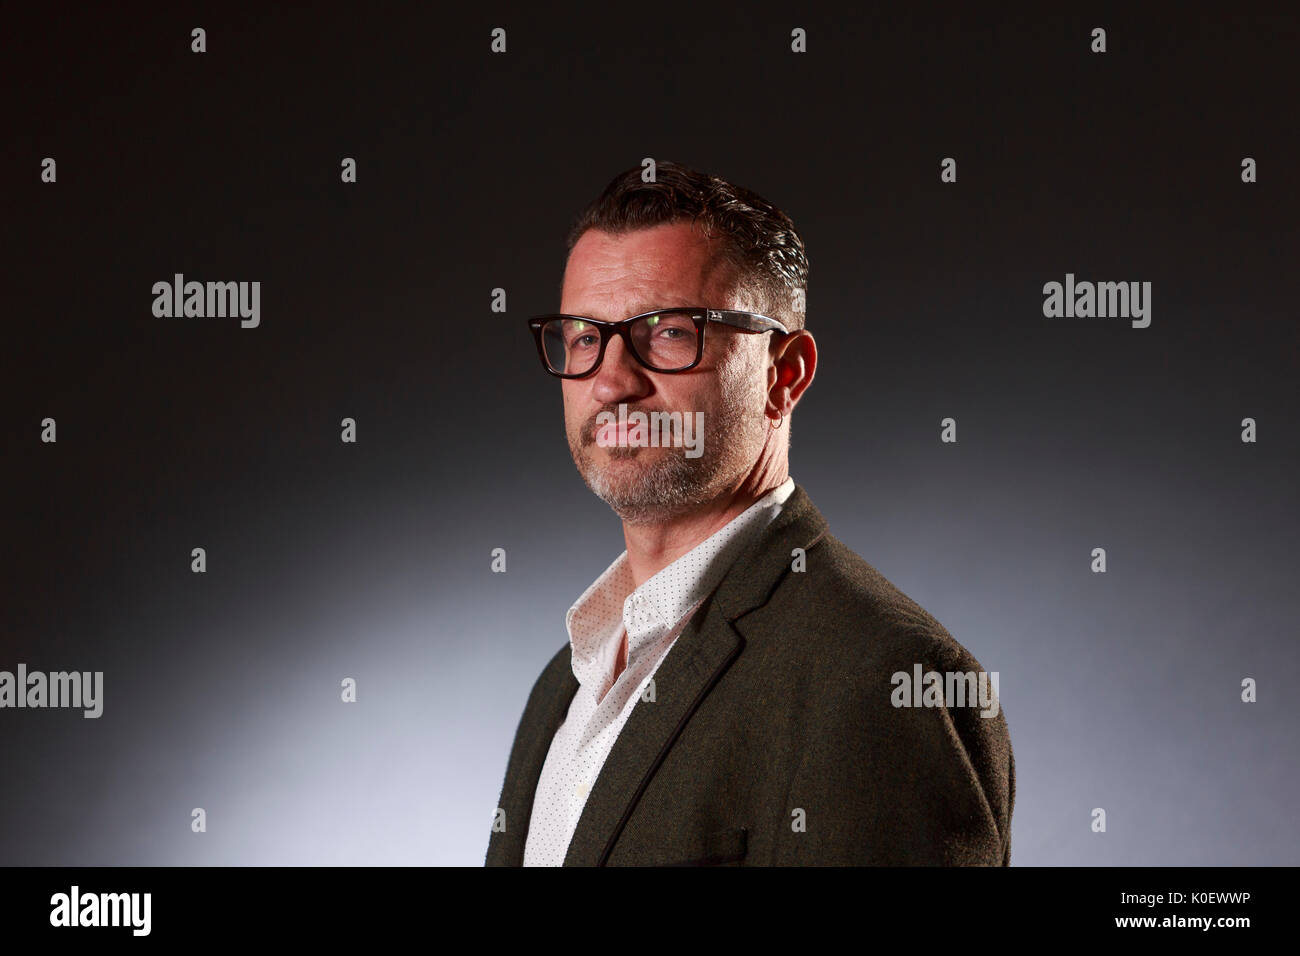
[770,410,784,430]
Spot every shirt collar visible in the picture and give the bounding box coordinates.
[565,478,796,690]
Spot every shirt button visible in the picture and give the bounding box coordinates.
[576,781,590,799]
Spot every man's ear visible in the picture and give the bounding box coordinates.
[768,330,817,416]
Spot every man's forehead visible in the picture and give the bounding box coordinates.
[562,226,739,315]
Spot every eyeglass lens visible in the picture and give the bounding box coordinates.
[540,311,701,374]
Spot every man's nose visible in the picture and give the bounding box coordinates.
[589,335,652,404]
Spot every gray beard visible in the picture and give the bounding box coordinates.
[567,353,768,525]
[569,403,753,526]
[578,443,719,525]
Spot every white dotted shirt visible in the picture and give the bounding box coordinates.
[522,478,796,866]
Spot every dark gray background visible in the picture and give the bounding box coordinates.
[4,4,1297,865]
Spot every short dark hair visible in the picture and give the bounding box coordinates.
[563,160,809,331]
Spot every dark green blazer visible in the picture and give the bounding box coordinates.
[485,484,1014,866]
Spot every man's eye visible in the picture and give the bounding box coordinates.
[571,334,598,348]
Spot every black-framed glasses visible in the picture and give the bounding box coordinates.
[528,307,788,378]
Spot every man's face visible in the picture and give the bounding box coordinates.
[559,222,774,525]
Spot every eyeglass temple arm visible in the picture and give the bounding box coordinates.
[710,311,788,334]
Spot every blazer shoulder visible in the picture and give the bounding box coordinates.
[793,531,982,669]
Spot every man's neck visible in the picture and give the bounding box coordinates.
[621,468,789,588]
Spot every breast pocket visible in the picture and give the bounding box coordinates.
[657,826,748,867]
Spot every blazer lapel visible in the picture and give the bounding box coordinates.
[561,596,743,865]
[561,483,829,865]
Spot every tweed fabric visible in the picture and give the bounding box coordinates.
[485,484,1014,866]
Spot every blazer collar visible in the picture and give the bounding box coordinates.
[709,482,828,623]
[562,482,829,865]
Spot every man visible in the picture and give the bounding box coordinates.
[486,160,1014,866]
